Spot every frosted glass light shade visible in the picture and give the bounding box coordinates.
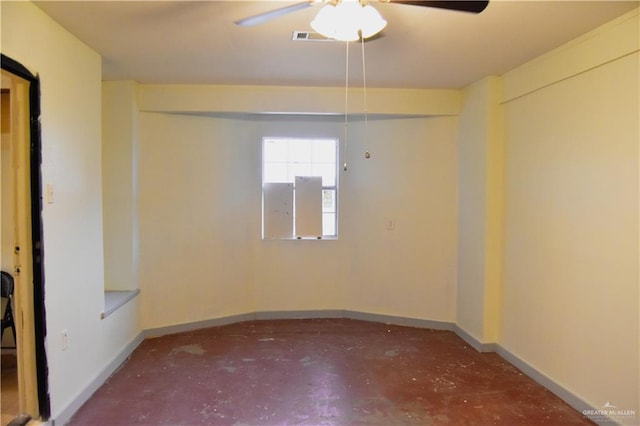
[359,4,387,39]
[311,1,387,42]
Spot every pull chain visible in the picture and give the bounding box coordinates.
[343,40,349,171]
[361,31,370,159]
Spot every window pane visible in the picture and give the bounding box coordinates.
[263,136,338,239]
[295,176,323,238]
[289,140,312,163]
[264,139,288,163]
[264,163,289,183]
[322,190,335,213]
[323,213,336,236]
[263,183,294,239]
[313,139,336,163]
[289,163,313,182]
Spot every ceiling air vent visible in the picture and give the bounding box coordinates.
[292,31,335,42]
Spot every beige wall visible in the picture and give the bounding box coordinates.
[102,81,139,291]
[137,112,257,325]
[136,112,458,329]
[3,1,638,423]
[1,1,141,422]
[341,116,458,320]
[500,10,639,419]
[456,76,504,343]
[106,8,640,422]
[138,85,462,116]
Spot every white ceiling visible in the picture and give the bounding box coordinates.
[34,0,639,89]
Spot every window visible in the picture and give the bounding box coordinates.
[262,137,338,239]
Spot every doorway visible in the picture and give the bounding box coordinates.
[1,54,49,423]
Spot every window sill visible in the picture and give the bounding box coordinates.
[101,289,140,319]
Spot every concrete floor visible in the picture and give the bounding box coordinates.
[69,318,593,425]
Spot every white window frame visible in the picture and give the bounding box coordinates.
[262,137,338,240]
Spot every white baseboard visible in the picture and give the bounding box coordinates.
[346,310,454,331]
[143,310,453,338]
[144,312,256,338]
[453,324,498,353]
[51,332,144,426]
[450,326,606,423]
[494,345,612,425]
[52,311,606,425]
[256,309,346,320]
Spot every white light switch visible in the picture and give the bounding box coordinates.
[46,184,54,204]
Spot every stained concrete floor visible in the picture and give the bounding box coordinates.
[69,318,593,425]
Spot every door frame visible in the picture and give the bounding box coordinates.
[1,53,50,420]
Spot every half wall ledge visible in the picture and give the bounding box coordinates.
[101,289,140,319]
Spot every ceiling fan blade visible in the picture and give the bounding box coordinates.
[387,1,489,14]
[235,1,315,26]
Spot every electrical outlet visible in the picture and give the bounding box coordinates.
[385,216,396,231]
[62,329,69,351]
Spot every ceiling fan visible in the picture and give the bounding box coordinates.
[235,1,490,29]
[236,0,489,165]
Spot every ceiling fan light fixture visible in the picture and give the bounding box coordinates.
[311,3,353,41]
[311,1,387,42]
[359,4,387,39]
